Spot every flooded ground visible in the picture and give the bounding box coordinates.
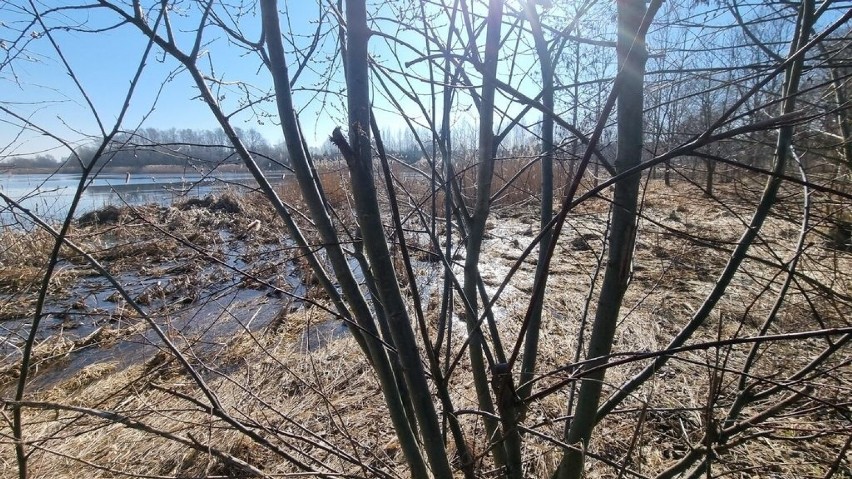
[1,179,849,479]
[0,171,287,224]
[0,182,446,394]
[0,192,321,391]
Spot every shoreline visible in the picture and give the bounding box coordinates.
[0,164,290,176]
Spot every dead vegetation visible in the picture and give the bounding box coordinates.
[1,172,850,478]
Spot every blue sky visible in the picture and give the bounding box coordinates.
[3,0,544,162]
[4,0,838,163]
[1,1,350,160]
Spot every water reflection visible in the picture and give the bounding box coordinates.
[0,172,284,225]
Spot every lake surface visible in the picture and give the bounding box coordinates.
[0,172,284,225]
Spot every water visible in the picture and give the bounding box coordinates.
[0,226,308,391]
[0,171,283,225]
[0,169,441,391]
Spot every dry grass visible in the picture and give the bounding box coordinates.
[11,316,397,478]
[1,168,850,478]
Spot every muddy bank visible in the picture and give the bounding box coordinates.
[1,180,849,479]
[0,192,320,390]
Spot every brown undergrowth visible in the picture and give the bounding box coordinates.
[0,172,849,478]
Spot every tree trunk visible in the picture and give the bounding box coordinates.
[596,0,817,434]
[335,1,453,477]
[705,158,715,196]
[460,0,514,474]
[260,2,433,477]
[828,51,852,170]
[520,0,555,403]
[553,0,647,476]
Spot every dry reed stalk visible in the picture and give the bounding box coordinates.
[1,170,849,478]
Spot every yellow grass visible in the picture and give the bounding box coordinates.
[1,167,849,478]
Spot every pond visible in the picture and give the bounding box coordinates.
[0,171,286,225]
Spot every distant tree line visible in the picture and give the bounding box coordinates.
[66,127,287,172]
[2,127,289,173]
[0,155,59,169]
[6,125,472,172]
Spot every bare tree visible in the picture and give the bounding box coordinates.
[2,1,851,478]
